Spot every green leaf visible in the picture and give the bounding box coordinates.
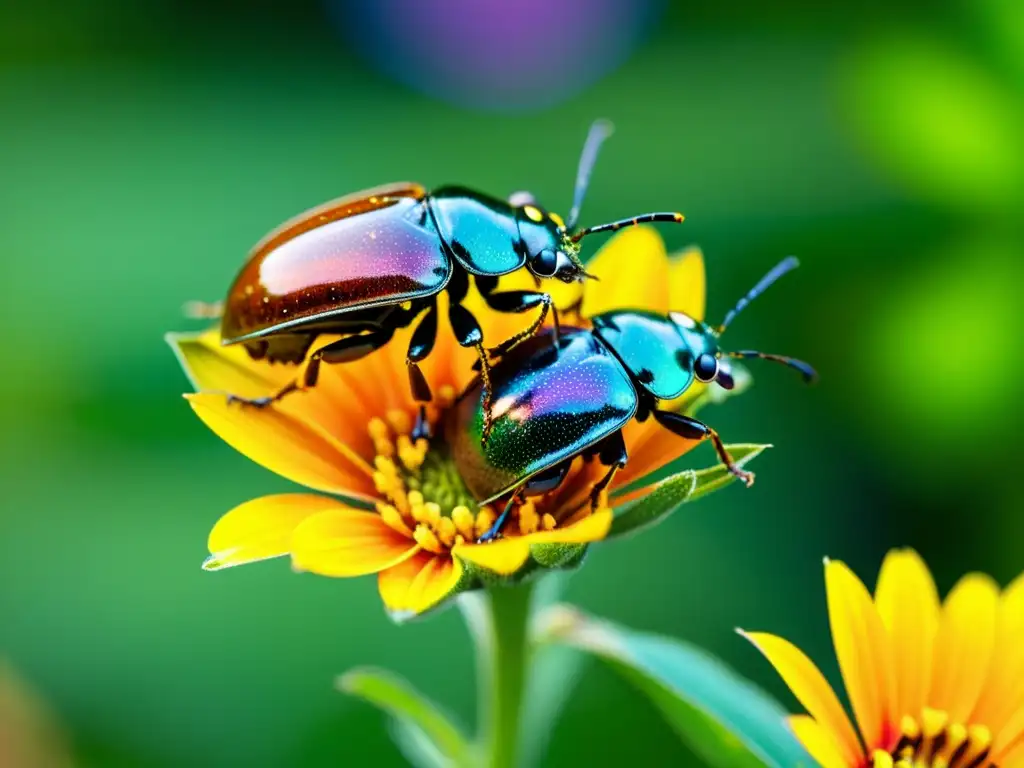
[520,643,587,767]
[387,719,454,768]
[543,608,812,768]
[608,444,769,539]
[338,667,471,766]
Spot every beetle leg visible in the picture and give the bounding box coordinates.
[588,431,628,510]
[523,459,573,496]
[407,302,438,440]
[653,410,755,487]
[481,290,555,357]
[475,343,494,443]
[478,490,523,543]
[448,302,496,444]
[226,354,320,408]
[225,328,396,409]
[317,327,395,364]
[226,380,300,409]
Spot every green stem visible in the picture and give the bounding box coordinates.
[484,582,535,768]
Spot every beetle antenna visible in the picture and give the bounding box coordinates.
[566,119,615,231]
[570,212,685,243]
[725,351,817,383]
[718,256,799,334]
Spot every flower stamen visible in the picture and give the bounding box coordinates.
[876,710,995,768]
[413,524,444,554]
[518,502,539,535]
[366,414,508,549]
[376,503,414,537]
[452,506,476,540]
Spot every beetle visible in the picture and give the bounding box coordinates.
[208,120,684,438]
[448,256,817,541]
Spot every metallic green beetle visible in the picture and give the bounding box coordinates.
[449,257,817,541]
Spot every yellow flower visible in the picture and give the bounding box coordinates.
[741,550,1024,768]
[168,227,714,617]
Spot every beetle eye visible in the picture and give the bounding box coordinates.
[694,353,719,383]
[531,249,558,277]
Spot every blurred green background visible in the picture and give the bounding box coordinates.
[2,0,1022,764]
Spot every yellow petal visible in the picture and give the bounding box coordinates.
[999,739,1024,768]
[874,548,939,722]
[581,226,670,315]
[668,246,706,322]
[741,631,863,765]
[787,715,853,768]
[171,328,380,460]
[549,280,584,313]
[825,558,897,752]
[995,705,1024,764]
[291,509,419,577]
[522,508,612,544]
[186,392,376,500]
[970,572,1024,733]
[204,493,342,570]
[928,573,999,723]
[377,551,463,614]
[454,538,530,576]
[166,327,294,399]
[1002,571,1024,643]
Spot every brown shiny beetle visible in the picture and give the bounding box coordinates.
[197,120,684,438]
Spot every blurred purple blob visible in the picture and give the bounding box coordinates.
[329,0,665,111]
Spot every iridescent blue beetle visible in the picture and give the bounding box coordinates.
[449,257,817,541]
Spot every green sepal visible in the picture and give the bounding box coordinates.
[607,444,769,539]
[530,541,589,570]
[337,667,472,767]
[541,607,813,768]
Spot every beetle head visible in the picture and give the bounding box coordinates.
[671,257,818,387]
[668,311,735,389]
[515,203,591,283]
[510,120,687,284]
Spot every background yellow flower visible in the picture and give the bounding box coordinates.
[743,549,1024,767]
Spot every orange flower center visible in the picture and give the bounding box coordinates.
[871,708,993,768]
[366,391,558,552]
